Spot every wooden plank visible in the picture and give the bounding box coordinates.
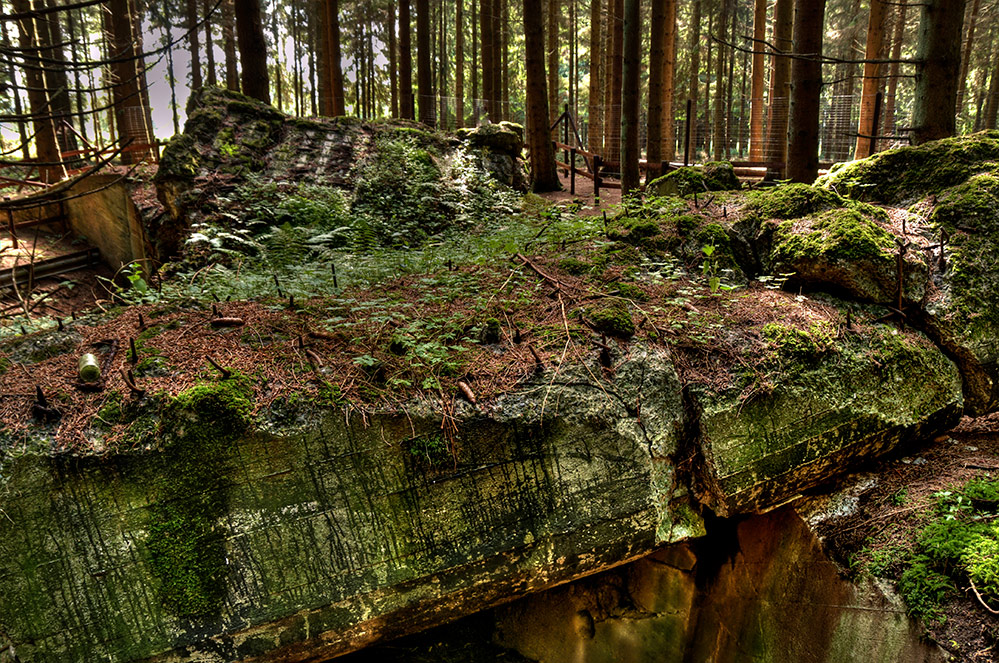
[0,248,100,290]
[13,215,67,231]
[555,161,595,180]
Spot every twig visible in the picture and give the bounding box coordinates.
[120,368,145,397]
[206,355,232,379]
[515,253,575,291]
[970,578,999,615]
[210,316,244,328]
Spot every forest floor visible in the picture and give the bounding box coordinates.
[819,415,999,661]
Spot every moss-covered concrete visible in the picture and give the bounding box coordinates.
[648,161,741,197]
[817,130,999,204]
[696,322,963,512]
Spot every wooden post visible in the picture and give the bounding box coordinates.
[684,99,692,166]
[570,148,577,194]
[594,155,602,199]
[4,197,15,250]
[870,91,884,156]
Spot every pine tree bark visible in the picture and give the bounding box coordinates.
[223,0,240,90]
[748,0,766,160]
[416,0,435,125]
[492,0,502,120]
[11,0,59,170]
[400,0,415,118]
[955,0,982,121]
[854,0,888,159]
[883,0,907,138]
[389,2,398,117]
[106,0,156,164]
[547,0,559,121]
[606,0,623,166]
[661,0,676,161]
[501,0,510,120]
[686,0,701,158]
[712,0,729,161]
[646,0,666,181]
[586,0,602,151]
[524,0,560,190]
[786,0,825,183]
[456,0,464,127]
[985,53,999,129]
[37,0,76,154]
[764,0,792,178]
[620,0,640,192]
[235,0,271,104]
[911,0,967,143]
[472,0,478,121]
[205,0,218,86]
[1,10,30,158]
[187,0,203,90]
[481,0,496,119]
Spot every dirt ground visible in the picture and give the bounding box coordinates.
[817,415,999,662]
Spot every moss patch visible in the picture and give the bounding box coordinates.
[771,209,893,263]
[817,130,999,204]
[144,378,253,618]
[584,301,635,338]
[649,161,741,197]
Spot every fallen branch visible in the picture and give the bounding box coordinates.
[206,355,232,379]
[210,316,244,328]
[515,253,575,291]
[970,578,999,615]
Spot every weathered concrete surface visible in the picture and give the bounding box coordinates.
[0,330,965,662]
[494,508,945,663]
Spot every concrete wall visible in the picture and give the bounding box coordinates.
[64,175,149,274]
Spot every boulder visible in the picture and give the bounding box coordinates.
[648,161,741,197]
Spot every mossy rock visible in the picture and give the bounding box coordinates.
[648,162,741,197]
[817,130,999,204]
[767,207,926,304]
[918,169,999,415]
[584,301,635,338]
[457,123,524,156]
[745,183,854,220]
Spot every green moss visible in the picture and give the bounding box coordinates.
[649,161,741,197]
[558,257,594,275]
[746,183,846,219]
[609,282,649,302]
[0,357,9,377]
[317,380,349,407]
[585,301,635,338]
[144,378,253,618]
[762,322,835,362]
[156,134,201,181]
[772,208,893,263]
[817,130,999,204]
[930,170,999,232]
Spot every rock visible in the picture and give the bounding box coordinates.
[152,88,527,260]
[0,324,966,662]
[457,122,524,155]
[693,319,963,513]
[813,134,999,415]
[648,161,741,197]
[817,130,999,204]
[492,508,945,663]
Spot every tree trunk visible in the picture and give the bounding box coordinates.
[955,0,982,122]
[65,7,87,143]
[106,0,156,164]
[547,0,559,121]
[524,0,560,190]
[748,0,766,160]
[911,0,967,143]
[223,0,240,90]
[764,0,792,178]
[1,3,30,158]
[37,0,76,155]
[854,0,888,159]
[687,0,701,157]
[456,0,464,126]
[166,24,181,134]
[320,0,344,115]
[883,0,907,138]
[620,0,640,192]
[492,0,502,120]
[662,0,676,161]
[472,0,478,122]
[646,0,666,180]
[786,0,825,183]
[502,0,510,120]
[712,0,729,161]
[587,0,602,151]
[187,0,203,90]
[235,0,271,104]
[481,0,495,119]
[606,0,623,166]
[400,0,414,118]
[205,0,218,86]
[416,0,435,125]
[985,52,999,129]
